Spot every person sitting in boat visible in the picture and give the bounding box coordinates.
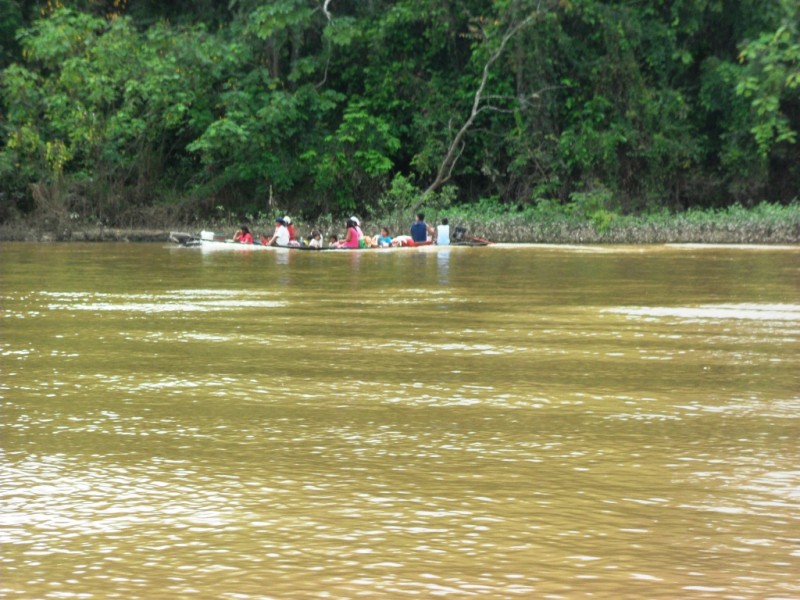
[284,216,300,246]
[350,216,363,239]
[307,230,323,248]
[410,212,434,243]
[339,218,360,249]
[233,225,253,244]
[328,234,339,247]
[373,227,392,247]
[261,217,290,246]
[351,216,370,248]
[435,218,450,246]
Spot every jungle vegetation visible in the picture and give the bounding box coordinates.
[1,0,798,231]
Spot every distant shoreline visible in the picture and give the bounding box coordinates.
[2,200,798,245]
[1,225,797,246]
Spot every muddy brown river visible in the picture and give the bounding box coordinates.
[1,242,798,599]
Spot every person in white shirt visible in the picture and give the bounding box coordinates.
[436,218,450,246]
[261,217,290,246]
[307,230,323,248]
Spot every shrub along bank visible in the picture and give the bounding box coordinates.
[1,201,797,245]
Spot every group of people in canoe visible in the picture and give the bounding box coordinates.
[232,216,298,246]
[232,213,451,249]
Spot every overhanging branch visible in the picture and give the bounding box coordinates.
[417,11,540,206]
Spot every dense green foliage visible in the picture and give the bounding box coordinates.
[1,0,798,227]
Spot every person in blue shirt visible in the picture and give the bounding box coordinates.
[410,213,434,243]
[376,227,393,247]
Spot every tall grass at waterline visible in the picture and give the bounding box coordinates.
[0,201,797,244]
[409,201,800,245]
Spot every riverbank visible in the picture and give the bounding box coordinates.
[1,202,798,244]
[0,226,171,243]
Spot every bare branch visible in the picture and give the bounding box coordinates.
[440,142,466,187]
[475,104,515,115]
[418,11,540,205]
[315,0,333,87]
[316,55,331,88]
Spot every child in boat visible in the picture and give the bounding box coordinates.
[308,230,323,248]
[375,227,392,247]
[328,234,339,247]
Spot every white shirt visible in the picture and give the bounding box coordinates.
[436,224,450,246]
[274,225,290,246]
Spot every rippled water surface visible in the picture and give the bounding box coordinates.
[2,242,799,599]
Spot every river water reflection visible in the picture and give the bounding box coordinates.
[1,242,798,599]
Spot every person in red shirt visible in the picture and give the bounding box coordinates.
[284,216,299,245]
[233,225,253,244]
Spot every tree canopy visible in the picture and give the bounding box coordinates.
[1,0,798,225]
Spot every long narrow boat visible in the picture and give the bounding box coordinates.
[170,230,491,250]
[170,231,323,250]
